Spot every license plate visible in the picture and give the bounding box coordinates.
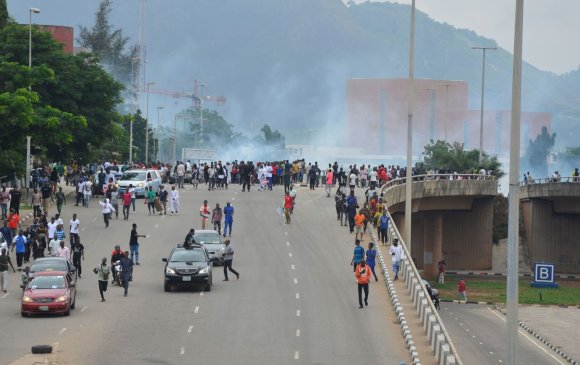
[39,306,49,311]
[182,276,191,282]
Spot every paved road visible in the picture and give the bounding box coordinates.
[0,184,411,365]
[440,303,566,364]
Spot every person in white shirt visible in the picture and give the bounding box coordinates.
[69,213,80,245]
[55,240,70,258]
[388,238,405,280]
[83,179,93,207]
[54,213,64,227]
[128,184,136,212]
[176,162,186,189]
[349,172,357,191]
[170,186,180,215]
[47,218,58,242]
[49,235,61,256]
[266,163,273,190]
[99,198,115,228]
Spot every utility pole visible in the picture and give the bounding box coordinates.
[404,0,416,253]
[27,8,40,197]
[472,46,497,163]
[145,82,155,164]
[199,84,205,147]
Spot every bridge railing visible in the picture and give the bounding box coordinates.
[520,176,579,186]
[378,175,464,365]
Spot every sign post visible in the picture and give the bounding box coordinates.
[530,262,559,288]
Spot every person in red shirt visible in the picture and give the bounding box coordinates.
[122,191,132,221]
[7,209,19,239]
[355,259,372,308]
[283,192,293,224]
[457,278,467,302]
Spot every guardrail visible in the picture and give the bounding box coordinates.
[520,176,579,186]
[378,176,464,365]
[381,173,497,190]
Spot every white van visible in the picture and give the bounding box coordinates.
[116,169,162,197]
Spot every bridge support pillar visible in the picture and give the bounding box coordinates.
[423,212,443,278]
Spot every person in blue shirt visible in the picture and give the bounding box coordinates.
[378,211,390,246]
[366,242,378,281]
[223,202,234,237]
[11,230,27,270]
[0,221,12,249]
[350,239,365,272]
[346,191,359,233]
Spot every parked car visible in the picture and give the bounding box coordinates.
[21,271,76,317]
[30,257,77,286]
[116,169,162,197]
[193,230,225,266]
[162,244,212,292]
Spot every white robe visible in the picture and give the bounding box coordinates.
[170,190,180,213]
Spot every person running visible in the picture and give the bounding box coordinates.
[222,239,239,281]
[366,242,379,282]
[350,239,364,272]
[170,186,180,215]
[55,186,66,215]
[95,257,110,302]
[355,259,372,308]
[71,236,84,279]
[223,202,234,237]
[0,248,16,293]
[129,223,145,265]
[200,200,210,229]
[69,213,80,246]
[119,251,134,297]
[99,198,115,228]
[211,203,223,235]
[283,191,293,224]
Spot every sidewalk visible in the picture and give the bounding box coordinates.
[17,184,77,227]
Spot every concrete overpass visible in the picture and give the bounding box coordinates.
[520,177,580,273]
[381,174,498,277]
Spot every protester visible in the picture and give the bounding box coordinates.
[366,242,378,282]
[222,239,239,281]
[0,248,16,293]
[388,238,404,280]
[350,239,364,272]
[355,259,371,308]
[95,257,110,302]
[223,202,234,237]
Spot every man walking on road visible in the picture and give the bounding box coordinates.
[223,202,234,237]
[200,200,210,229]
[122,190,132,220]
[69,213,80,246]
[11,230,27,270]
[222,239,239,281]
[355,259,371,308]
[350,239,364,272]
[95,257,110,302]
[0,248,16,293]
[388,238,404,280]
[129,223,145,265]
[71,236,84,278]
[119,251,134,297]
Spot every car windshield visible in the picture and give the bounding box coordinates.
[30,260,67,273]
[170,249,206,263]
[121,171,147,181]
[193,233,221,245]
[28,276,66,289]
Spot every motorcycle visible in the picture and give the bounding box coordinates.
[424,281,440,310]
[112,260,123,286]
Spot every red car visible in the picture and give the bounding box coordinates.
[21,271,77,317]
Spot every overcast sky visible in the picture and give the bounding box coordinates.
[349,0,579,75]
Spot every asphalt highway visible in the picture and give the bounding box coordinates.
[0,183,411,365]
[440,302,566,365]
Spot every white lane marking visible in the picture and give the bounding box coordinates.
[154,224,159,228]
[146,234,151,238]
[187,325,193,333]
[81,227,87,232]
[466,328,470,332]
[81,306,88,312]
[234,192,237,195]
[288,252,293,258]
[454,317,458,320]
[296,310,301,317]
[294,351,299,360]
[1,292,10,299]
[459,322,463,326]
[490,351,494,355]
[487,308,565,364]
[296,329,301,337]
[286,241,290,246]
[498,360,503,363]
[232,198,235,201]
[296,293,300,299]
[194,306,199,314]
[180,347,185,355]
[200,292,204,296]
[479,342,483,345]
[285,232,288,236]
[472,335,476,338]
[58,328,67,335]
[293,278,298,284]
[291,264,295,270]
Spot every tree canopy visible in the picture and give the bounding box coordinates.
[522,126,556,178]
[0,0,8,30]
[422,140,503,177]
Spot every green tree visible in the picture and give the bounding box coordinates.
[78,0,138,87]
[257,124,285,148]
[0,0,8,30]
[422,140,503,177]
[522,126,556,178]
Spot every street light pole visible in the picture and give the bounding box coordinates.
[145,82,155,165]
[156,106,164,163]
[473,46,497,163]
[199,84,206,147]
[404,0,416,253]
[507,2,524,364]
[26,8,40,197]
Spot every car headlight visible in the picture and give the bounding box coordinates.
[55,295,68,303]
[166,267,176,274]
[22,296,33,303]
[199,266,210,274]
[137,183,144,187]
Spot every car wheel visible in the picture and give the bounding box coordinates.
[21,311,28,318]
[64,306,70,316]
[164,283,171,292]
[205,283,211,292]
[71,294,76,309]
[31,345,53,354]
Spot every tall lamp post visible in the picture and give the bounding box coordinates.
[145,82,155,164]
[156,106,164,163]
[472,46,497,163]
[404,0,416,253]
[26,8,40,197]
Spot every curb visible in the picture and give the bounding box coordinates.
[447,271,580,280]
[19,188,76,227]
[440,299,580,309]
[494,305,579,364]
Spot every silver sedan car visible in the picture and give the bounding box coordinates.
[193,230,225,266]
